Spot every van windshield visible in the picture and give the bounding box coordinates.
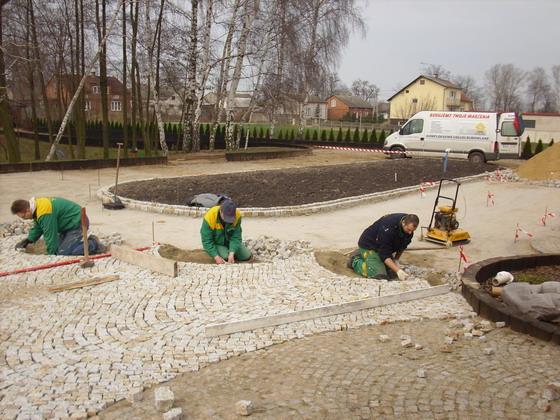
[402,119,424,135]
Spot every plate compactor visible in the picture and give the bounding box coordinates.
[421,178,471,247]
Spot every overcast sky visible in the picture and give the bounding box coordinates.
[338,0,560,101]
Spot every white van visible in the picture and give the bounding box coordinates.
[384,111,525,163]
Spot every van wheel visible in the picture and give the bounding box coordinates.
[390,146,406,159]
[468,152,485,164]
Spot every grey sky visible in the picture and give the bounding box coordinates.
[338,0,560,101]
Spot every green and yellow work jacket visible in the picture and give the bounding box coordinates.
[200,205,243,257]
[27,197,82,255]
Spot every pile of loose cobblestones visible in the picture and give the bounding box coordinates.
[486,168,560,188]
[244,236,313,260]
[0,232,475,418]
[0,219,32,238]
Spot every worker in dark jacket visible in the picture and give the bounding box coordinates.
[349,213,419,280]
[11,197,105,255]
[200,199,252,264]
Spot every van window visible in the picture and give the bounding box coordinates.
[401,119,424,135]
[501,121,518,137]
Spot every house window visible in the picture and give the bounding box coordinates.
[92,85,99,94]
[331,99,336,107]
[524,119,536,129]
[412,98,418,104]
[111,100,122,111]
[449,90,456,98]
[84,100,91,111]
[420,79,425,85]
[405,90,409,94]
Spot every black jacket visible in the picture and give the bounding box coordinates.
[358,213,413,261]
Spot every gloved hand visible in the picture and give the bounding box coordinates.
[397,269,409,281]
[15,238,31,250]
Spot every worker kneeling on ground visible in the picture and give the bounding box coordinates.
[349,213,419,280]
[200,199,252,264]
[11,197,106,255]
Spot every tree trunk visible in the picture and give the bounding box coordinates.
[45,0,125,161]
[192,0,213,152]
[145,0,168,156]
[96,0,110,159]
[0,3,20,163]
[26,0,40,160]
[121,0,128,157]
[130,0,139,151]
[225,0,259,151]
[209,0,240,151]
[181,0,198,152]
[29,0,54,146]
[74,0,86,158]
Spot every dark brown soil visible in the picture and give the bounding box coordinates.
[158,244,257,264]
[114,159,496,207]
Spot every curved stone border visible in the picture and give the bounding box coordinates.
[97,172,490,218]
[461,254,560,343]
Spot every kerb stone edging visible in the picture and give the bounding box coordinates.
[96,173,489,218]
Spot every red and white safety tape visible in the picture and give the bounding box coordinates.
[313,145,408,154]
[458,245,470,272]
[487,191,495,206]
[539,207,557,226]
[419,181,436,197]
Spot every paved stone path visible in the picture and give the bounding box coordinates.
[0,234,472,418]
[100,319,560,419]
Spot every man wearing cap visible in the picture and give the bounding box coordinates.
[200,199,252,264]
[10,197,106,255]
[348,213,419,280]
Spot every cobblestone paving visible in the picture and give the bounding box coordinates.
[101,319,560,420]
[0,234,472,418]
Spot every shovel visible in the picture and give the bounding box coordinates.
[103,142,125,210]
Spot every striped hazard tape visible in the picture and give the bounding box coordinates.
[313,145,409,154]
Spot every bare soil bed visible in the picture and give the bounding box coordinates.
[114,159,496,207]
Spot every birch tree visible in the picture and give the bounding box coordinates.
[181,0,198,152]
[144,0,168,155]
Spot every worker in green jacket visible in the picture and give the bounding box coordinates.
[11,197,105,256]
[200,199,252,264]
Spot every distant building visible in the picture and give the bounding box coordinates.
[326,95,373,120]
[387,74,473,123]
[302,95,327,121]
[521,112,560,143]
[45,73,129,122]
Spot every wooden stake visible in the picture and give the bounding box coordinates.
[111,245,177,277]
[49,275,120,293]
[206,285,450,337]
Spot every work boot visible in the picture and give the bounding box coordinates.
[346,249,361,269]
[89,235,108,254]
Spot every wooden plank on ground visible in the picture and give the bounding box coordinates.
[206,285,450,337]
[111,245,178,277]
[48,275,120,293]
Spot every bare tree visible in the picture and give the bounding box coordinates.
[421,63,451,80]
[350,79,378,103]
[0,0,21,162]
[393,96,437,120]
[95,0,110,158]
[453,74,484,110]
[526,67,552,112]
[551,65,560,112]
[485,63,525,112]
[144,0,168,156]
